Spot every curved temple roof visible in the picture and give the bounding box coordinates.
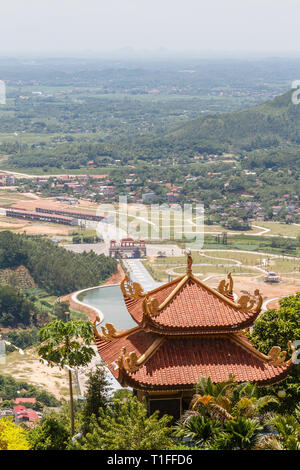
[94,256,293,390]
[122,272,262,334]
[95,328,292,390]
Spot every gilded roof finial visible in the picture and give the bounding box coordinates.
[186,249,193,274]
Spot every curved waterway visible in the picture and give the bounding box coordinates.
[82,285,137,329]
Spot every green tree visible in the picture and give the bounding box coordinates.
[0,285,33,327]
[27,416,70,450]
[250,293,300,412]
[81,365,112,432]
[38,320,95,435]
[71,395,173,450]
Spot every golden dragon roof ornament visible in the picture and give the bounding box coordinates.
[236,289,263,314]
[186,249,193,274]
[117,337,165,374]
[121,274,145,300]
[93,316,139,341]
[267,340,296,367]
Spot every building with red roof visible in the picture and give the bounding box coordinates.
[13,405,39,423]
[14,397,36,405]
[109,237,146,259]
[94,253,293,419]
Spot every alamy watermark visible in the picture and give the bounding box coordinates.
[292,340,300,365]
[95,197,204,249]
[291,80,300,105]
[0,80,6,104]
[0,339,6,365]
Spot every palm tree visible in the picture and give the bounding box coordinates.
[261,410,300,450]
[191,375,278,422]
[213,417,263,450]
[175,414,221,448]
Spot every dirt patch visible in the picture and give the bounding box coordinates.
[102,263,125,286]
[13,223,71,235]
[0,265,36,290]
[0,351,69,400]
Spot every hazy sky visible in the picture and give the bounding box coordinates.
[1,0,300,56]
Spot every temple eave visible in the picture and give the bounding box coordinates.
[95,332,292,391]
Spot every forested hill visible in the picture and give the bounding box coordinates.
[0,232,117,295]
[5,89,300,168]
[156,89,300,155]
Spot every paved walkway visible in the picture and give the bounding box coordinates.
[123,259,162,292]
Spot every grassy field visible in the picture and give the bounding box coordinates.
[257,221,300,238]
[203,224,261,235]
[172,265,256,276]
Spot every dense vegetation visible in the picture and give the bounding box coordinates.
[250,293,300,413]
[0,231,117,295]
[25,365,300,451]
[155,90,300,155]
[0,57,298,171]
[3,88,300,168]
[0,285,34,327]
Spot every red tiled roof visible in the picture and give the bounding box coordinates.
[7,208,74,221]
[95,331,291,389]
[124,275,260,333]
[13,405,26,413]
[14,398,36,404]
[96,328,157,368]
[24,409,39,422]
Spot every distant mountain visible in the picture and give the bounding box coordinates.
[150,90,300,155]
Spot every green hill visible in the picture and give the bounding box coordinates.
[158,89,300,154]
[6,89,300,168]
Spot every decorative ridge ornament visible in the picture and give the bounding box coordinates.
[267,340,296,367]
[186,249,193,275]
[117,346,126,370]
[100,322,118,341]
[218,273,234,296]
[93,316,139,341]
[117,337,165,374]
[121,274,145,300]
[237,289,263,314]
[125,351,139,372]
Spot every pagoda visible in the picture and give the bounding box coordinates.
[94,253,293,419]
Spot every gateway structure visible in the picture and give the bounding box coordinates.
[94,254,293,419]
